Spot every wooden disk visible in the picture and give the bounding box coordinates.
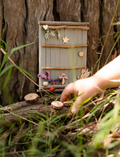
[79,51,84,57]
[51,101,63,109]
[24,93,39,102]
[63,101,73,106]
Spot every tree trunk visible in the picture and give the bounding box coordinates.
[0,0,120,106]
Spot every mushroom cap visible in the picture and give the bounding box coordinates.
[59,73,68,79]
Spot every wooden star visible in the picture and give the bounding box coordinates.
[62,36,69,44]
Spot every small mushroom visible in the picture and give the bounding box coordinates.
[59,73,68,85]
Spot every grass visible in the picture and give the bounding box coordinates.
[0,89,119,157]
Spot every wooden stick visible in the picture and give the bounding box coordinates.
[42,66,86,70]
[38,21,89,26]
[42,44,88,48]
[38,85,66,89]
[37,89,64,93]
[41,26,89,31]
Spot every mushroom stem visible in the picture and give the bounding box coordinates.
[62,78,65,85]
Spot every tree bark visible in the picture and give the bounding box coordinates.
[0,0,119,106]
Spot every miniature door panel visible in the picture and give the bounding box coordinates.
[39,22,89,87]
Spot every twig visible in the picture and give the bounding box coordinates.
[60,133,75,146]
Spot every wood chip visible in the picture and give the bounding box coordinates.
[63,101,73,106]
[24,93,39,102]
[51,101,63,109]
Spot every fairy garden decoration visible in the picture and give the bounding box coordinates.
[38,21,89,93]
[43,24,61,40]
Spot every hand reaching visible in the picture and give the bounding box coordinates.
[60,76,103,114]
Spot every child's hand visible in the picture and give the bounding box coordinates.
[60,76,102,114]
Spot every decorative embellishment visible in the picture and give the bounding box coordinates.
[43,25,61,40]
[81,69,91,79]
[62,36,69,44]
[43,25,48,30]
[50,86,55,92]
[78,51,84,57]
[37,71,50,80]
[43,81,48,87]
[59,73,68,85]
[45,31,49,40]
[57,30,61,39]
[48,78,62,85]
[49,31,55,37]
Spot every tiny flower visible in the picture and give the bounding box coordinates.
[43,25,48,30]
[45,32,49,40]
[57,31,61,39]
[49,31,55,37]
[48,80,51,84]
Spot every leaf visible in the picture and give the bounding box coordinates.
[48,113,67,125]
[30,110,48,119]
[10,41,34,56]
[112,21,120,25]
[0,39,8,51]
[16,65,35,80]
[2,66,12,90]
[52,145,60,152]
[0,53,8,72]
[0,64,14,76]
[22,152,26,157]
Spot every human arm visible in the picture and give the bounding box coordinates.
[60,55,120,114]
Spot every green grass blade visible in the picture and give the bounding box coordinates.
[30,110,48,119]
[0,39,8,51]
[22,151,26,157]
[10,41,34,56]
[0,64,14,76]
[48,113,67,125]
[112,21,120,25]
[16,65,35,80]
[0,53,8,72]
[2,66,12,90]
[52,145,60,152]
[105,34,120,65]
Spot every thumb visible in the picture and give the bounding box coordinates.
[71,95,83,114]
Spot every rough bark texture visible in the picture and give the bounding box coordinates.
[0,0,120,105]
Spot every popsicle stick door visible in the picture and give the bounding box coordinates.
[38,21,89,89]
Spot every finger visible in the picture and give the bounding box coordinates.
[71,95,83,114]
[60,83,74,102]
